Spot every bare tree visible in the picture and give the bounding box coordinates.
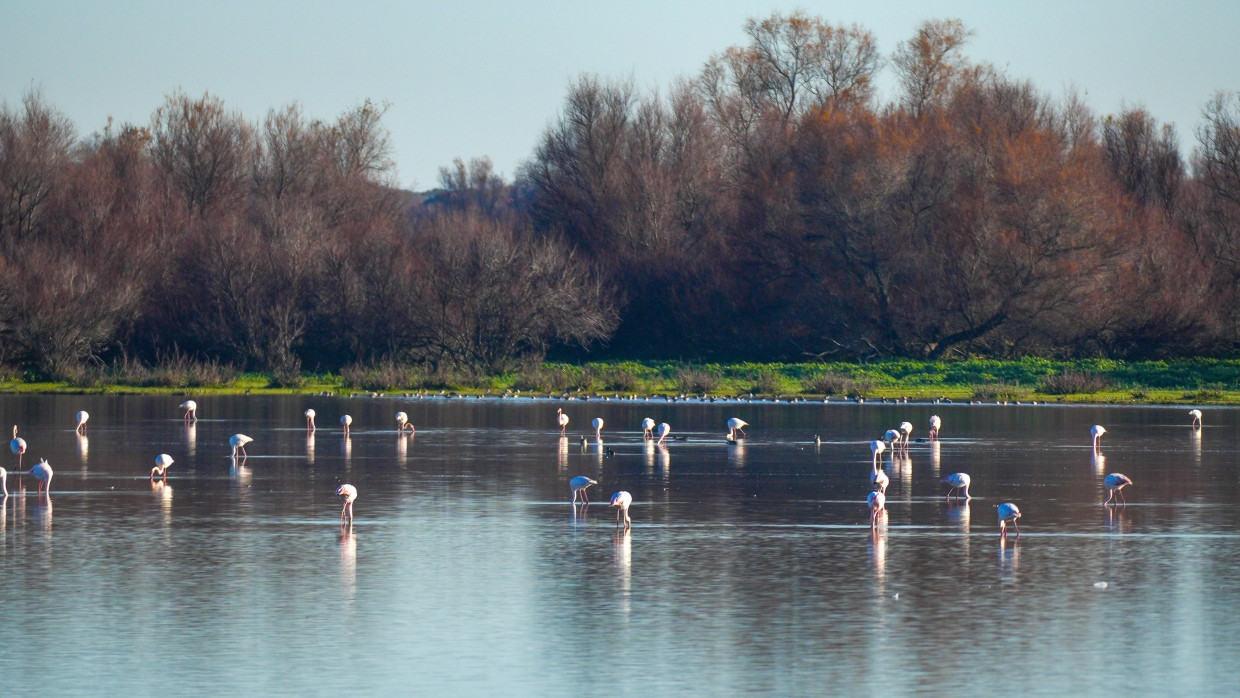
[149,91,254,217]
[0,89,75,248]
[891,19,975,117]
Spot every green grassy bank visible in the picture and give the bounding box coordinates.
[3,358,1239,405]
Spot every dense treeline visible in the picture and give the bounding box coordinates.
[3,12,1240,380]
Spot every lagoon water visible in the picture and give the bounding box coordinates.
[2,395,1240,694]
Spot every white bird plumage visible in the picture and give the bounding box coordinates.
[179,400,197,423]
[1091,425,1107,451]
[941,472,971,500]
[641,417,655,439]
[928,414,942,440]
[592,417,604,438]
[304,408,316,432]
[1189,409,1202,428]
[884,429,902,446]
[610,490,633,528]
[1103,473,1133,505]
[340,414,352,437]
[899,421,913,445]
[569,475,597,505]
[656,422,671,445]
[75,410,89,434]
[997,502,1021,537]
[151,453,174,481]
[10,425,27,468]
[869,440,889,493]
[31,458,53,495]
[337,484,358,522]
[867,490,886,527]
[230,434,253,458]
[396,412,414,434]
[557,408,569,436]
[726,418,748,440]
[0,465,7,496]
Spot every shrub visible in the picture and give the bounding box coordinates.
[1037,370,1111,395]
[675,367,719,393]
[971,381,1031,401]
[802,371,872,395]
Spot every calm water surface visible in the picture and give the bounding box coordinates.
[2,395,1239,695]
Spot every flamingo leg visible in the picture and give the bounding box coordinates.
[1105,490,1114,505]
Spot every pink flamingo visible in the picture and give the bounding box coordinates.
[337,484,357,523]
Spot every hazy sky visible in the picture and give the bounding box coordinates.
[3,1,1238,190]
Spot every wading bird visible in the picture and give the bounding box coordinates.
[656,422,671,445]
[885,429,902,447]
[592,417,604,439]
[180,400,198,424]
[1091,425,1107,451]
[570,475,597,505]
[557,408,569,436]
[31,458,53,495]
[870,441,889,493]
[1104,473,1133,505]
[641,417,655,439]
[75,411,89,434]
[10,425,26,468]
[899,421,913,446]
[337,484,357,523]
[230,434,253,458]
[1,465,7,496]
[727,418,748,440]
[1189,409,1202,428]
[997,502,1021,538]
[396,412,414,434]
[151,454,174,482]
[305,409,316,432]
[610,490,632,528]
[867,490,886,527]
[340,414,352,437]
[928,415,942,440]
[941,472,971,500]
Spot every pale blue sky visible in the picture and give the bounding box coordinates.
[3,1,1238,190]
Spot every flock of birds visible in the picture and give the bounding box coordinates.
[0,400,1206,535]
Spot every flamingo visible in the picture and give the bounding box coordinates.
[1104,473,1133,505]
[592,417,604,439]
[305,408,316,432]
[641,417,655,439]
[75,410,89,434]
[941,472,971,500]
[1091,425,1107,451]
[396,412,414,434]
[869,441,889,493]
[151,453,174,482]
[337,484,357,523]
[928,415,942,440]
[884,429,902,447]
[230,434,253,458]
[610,491,632,528]
[899,421,913,446]
[656,422,671,445]
[556,408,569,436]
[179,400,198,424]
[1189,409,1202,428]
[997,502,1021,537]
[727,418,748,440]
[31,458,53,495]
[0,465,6,496]
[867,490,886,527]
[340,414,352,437]
[10,425,26,468]
[569,475,597,505]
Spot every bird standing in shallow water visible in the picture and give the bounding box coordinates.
[1,465,7,496]
[569,475,597,505]
[641,418,655,439]
[337,484,357,523]
[656,422,671,445]
[557,408,569,436]
[151,454,174,482]
[592,417,604,438]
[340,415,352,437]
[1189,409,1202,428]
[305,409,316,432]
[899,421,913,448]
[610,491,632,528]
[396,412,415,434]
[180,400,197,424]
[1091,425,1107,451]
[727,418,748,440]
[997,502,1021,538]
[928,415,942,440]
[31,458,53,495]
[230,434,253,458]
[867,490,886,527]
[941,472,971,500]
[11,425,27,469]
[75,411,89,434]
[869,441,889,494]
[1104,473,1133,505]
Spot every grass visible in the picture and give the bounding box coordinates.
[0,358,1238,405]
